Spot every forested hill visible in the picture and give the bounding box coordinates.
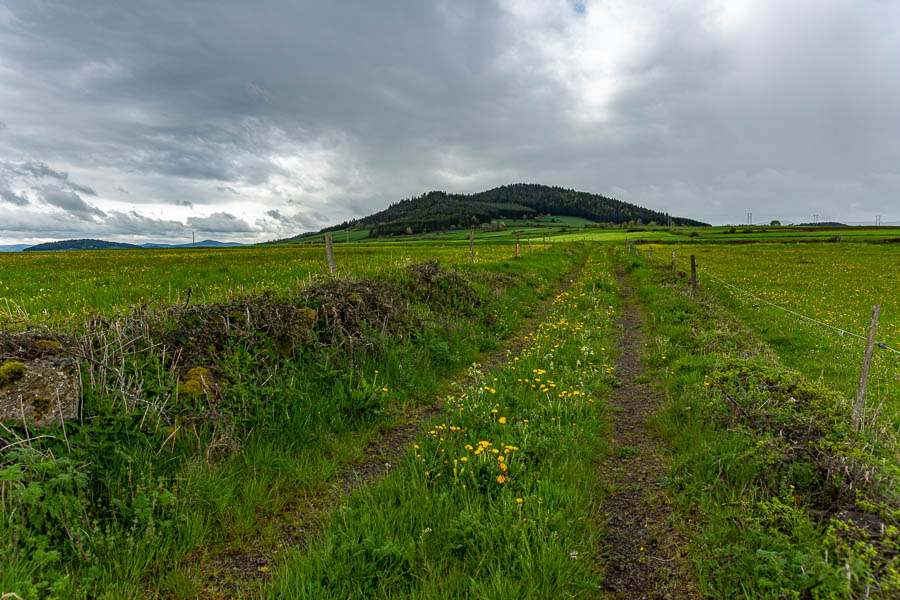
[24,239,140,251]
[328,184,708,235]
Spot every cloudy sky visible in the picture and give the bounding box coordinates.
[1,0,898,244]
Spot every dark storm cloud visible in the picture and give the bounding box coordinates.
[0,0,898,244]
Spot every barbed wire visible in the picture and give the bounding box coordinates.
[643,247,900,357]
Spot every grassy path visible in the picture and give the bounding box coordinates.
[252,251,619,598]
[597,265,698,598]
[626,257,900,597]
[193,260,591,597]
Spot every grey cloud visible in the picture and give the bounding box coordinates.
[7,160,98,195]
[102,210,187,235]
[40,187,106,220]
[0,184,28,205]
[0,207,191,242]
[17,161,68,180]
[263,208,321,231]
[0,0,899,245]
[65,181,97,196]
[187,212,255,232]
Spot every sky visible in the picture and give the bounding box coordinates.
[1,0,898,244]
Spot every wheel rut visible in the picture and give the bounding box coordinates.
[597,265,699,599]
[193,256,590,598]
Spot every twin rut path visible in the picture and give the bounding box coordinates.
[199,261,700,598]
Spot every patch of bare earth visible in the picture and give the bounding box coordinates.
[597,266,699,599]
[194,260,588,599]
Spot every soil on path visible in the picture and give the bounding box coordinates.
[598,265,699,599]
[195,257,589,598]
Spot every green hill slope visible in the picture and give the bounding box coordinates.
[323,183,707,236]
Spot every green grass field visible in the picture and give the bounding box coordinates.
[0,243,519,324]
[2,231,898,598]
[644,242,900,425]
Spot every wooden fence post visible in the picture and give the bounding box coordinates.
[515,232,520,258]
[469,228,474,264]
[528,237,533,252]
[690,255,697,297]
[547,231,551,246]
[672,250,676,270]
[325,232,337,275]
[853,304,882,431]
[649,246,653,261]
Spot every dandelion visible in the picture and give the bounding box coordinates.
[516,498,523,504]
[498,416,507,424]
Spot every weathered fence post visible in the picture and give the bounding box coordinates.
[649,246,653,261]
[325,232,337,275]
[672,250,676,270]
[469,228,474,264]
[853,304,882,431]
[528,237,533,252]
[547,231,551,246]
[690,255,697,297]
[515,232,520,258]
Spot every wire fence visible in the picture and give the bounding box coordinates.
[692,264,900,356]
[627,243,899,358]
[625,242,900,430]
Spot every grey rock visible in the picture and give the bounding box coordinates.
[0,357,79,427]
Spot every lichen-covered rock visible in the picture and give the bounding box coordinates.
[0,357,79,427]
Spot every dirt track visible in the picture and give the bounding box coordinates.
[597,266,699,599]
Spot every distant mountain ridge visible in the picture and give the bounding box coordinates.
[24,239,140,251]
[21,239,243,251]
[140,240,243,249]
[322,183,708,236]
[0,244,31,252]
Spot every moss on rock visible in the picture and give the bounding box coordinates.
[0,360,27,388]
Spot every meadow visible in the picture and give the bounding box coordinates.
[0,243,518,324]
[649,242,900,424]
[2,233,898,599]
